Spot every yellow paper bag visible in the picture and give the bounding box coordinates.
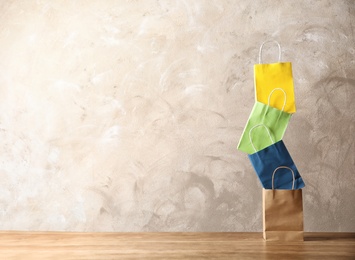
[254,41,296,113]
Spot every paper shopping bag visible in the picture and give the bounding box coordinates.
[263,167,304,241]
[254,40,296,113]
[237,104,291,154]
[248,137,305,189]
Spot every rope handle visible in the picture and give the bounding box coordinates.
[258,40,281,64]
[272,166,295,190]
[268,88,287,112]
[248,124,275,153]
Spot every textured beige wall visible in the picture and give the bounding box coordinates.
[0,0,354,232]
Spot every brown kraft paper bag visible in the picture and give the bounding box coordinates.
[262,166,304,241]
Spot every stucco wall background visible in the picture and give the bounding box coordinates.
[0,0,354,232]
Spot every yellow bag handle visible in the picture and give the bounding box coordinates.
[272,166,295,190]
[259,40,281,64]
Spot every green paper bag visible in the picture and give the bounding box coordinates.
[237,102,291,154]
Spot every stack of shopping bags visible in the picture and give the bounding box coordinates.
[237,41,305,241]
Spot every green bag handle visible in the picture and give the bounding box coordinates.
[248,124,275,153]
[258,40,281,64]
[268,88,287,112]
[272,166,295,190]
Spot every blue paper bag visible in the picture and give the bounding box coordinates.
[247,125,305,189]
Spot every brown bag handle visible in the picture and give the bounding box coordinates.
[272,166,295,190]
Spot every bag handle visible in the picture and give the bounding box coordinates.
[258,40,281,64]
[272,166,295,190]
[248,124,275,153]
[268,88,287,112]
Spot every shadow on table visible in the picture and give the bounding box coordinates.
[304,232,355,241]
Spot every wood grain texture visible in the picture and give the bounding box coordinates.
[0,232,354,259]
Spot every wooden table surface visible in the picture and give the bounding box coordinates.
[0,232,354,259]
